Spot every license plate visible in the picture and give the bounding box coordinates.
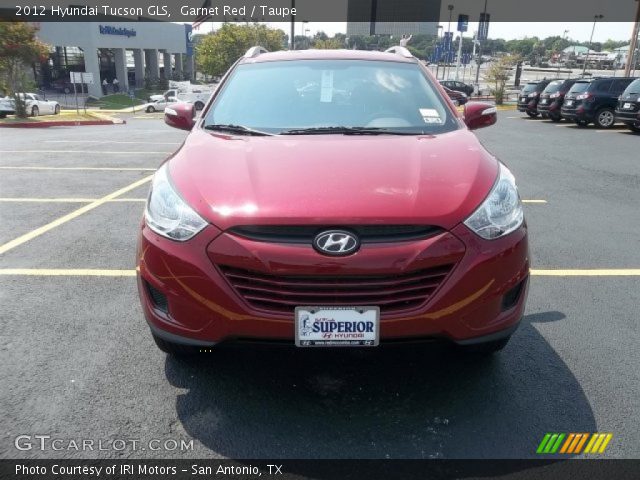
[541,99,548,104]
[295,306,380,347]
[566,100,574,106]
[624,102,632,109]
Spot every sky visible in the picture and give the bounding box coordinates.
[196,22,637,44]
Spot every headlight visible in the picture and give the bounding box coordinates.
[464,163,524,240]
[145,163,207,241]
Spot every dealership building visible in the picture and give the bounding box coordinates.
[35,22,195,97]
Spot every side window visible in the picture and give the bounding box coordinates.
[596,80,613,92]
[611,80,631,95]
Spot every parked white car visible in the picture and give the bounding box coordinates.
[142,97,177,113]
[18,93,60,116]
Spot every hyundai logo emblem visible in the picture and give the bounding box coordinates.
[313,230,360,256]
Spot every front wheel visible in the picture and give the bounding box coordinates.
[146,106,155,113]
[526,111,539,118]
[595,108,615,129]
[194,101,204,111]
[54,105,60,115]
[31,106,39,116]
[550,114,562,122]
[576,119,589,127]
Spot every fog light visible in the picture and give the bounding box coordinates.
[145,281,168,313]
[502,280,525,311]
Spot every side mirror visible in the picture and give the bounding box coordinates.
[464,102,497,130]
[164,102,195,131]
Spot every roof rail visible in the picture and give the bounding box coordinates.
[384,46,413,58]
[244,46,269,58]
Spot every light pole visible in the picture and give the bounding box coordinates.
[624,0,640,77]
[582,14,603,77]
[474,0,488,87]
[558,29,569,75]
[436,25,443,79]
[445,4,454,80]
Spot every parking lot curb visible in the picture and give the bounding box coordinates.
[0,112,125,128]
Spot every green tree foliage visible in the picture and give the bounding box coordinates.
[313,38,344,49]
[484,54,521,105]
[196,23,285,77]
[0,22,49,117]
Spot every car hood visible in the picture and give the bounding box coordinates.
[169,128,499,231]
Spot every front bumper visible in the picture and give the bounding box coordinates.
[137,222,530,347]
[615,109,640,123]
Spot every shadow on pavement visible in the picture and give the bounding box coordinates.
[165,311,596,459]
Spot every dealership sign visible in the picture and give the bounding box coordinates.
[99,25,137,38]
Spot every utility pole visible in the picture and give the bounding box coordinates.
[445,4,454,80]
[474,0,488,88]
[624,0,640,77]
[582,14,603,77]
[290,0,295,50]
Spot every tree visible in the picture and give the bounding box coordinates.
[196,23,285,77]
[0,22,49,117]
[312,38,343,49]
[484,54,521,105]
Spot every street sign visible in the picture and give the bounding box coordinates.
[457,14,469,33]
[70,72,94,84]
[478,13,490,41]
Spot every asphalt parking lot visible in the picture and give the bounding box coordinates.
[1,112,639,460]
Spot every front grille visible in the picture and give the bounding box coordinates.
[219,264,454,314]
[228,225,443,244]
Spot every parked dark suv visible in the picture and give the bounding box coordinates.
[537,78,579,122]
[562,77,637,128]
[440,80,474,96]
[517,80,554,118]
[615,78,640,133]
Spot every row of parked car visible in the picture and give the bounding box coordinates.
[0,93,61,118]
[517,76,640,132]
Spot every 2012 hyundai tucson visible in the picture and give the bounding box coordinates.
[137,47,529,356]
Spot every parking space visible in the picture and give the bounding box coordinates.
[1,112,639,459]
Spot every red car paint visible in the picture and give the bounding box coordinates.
[137,49,529,348]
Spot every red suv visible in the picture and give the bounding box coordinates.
[137,47,529,356]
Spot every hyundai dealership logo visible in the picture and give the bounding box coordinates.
[313,230,360,256]
[99,25,137,38]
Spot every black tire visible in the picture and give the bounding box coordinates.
[0,112,6,119]
[526,111,539,118]
[626,122,640,133]
[31,106,39,117]
[594,108,615,129]
[458,336,511,355]
[576,119,589,127]
[152,333,199,356]
[64,87,71,94]
[194,101,204,111]
[541,113,549,119]
[550,114,562,122]
[146,106,155,113]
[54,104,60,115]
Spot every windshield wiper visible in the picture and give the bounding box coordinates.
[281,126,416,135]
[203,124,274,136]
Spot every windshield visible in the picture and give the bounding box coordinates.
[522,83,538,93]
[543,80,564,94]
[568,82,591,94]
[622,79,640,95]
[204,60,458,135]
